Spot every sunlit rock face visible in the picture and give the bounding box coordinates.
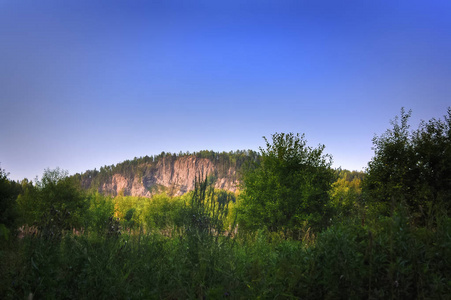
[84,156,239,197]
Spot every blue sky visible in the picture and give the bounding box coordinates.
[1,0,450,181]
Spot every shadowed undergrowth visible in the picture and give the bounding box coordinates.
[1,214,450,299]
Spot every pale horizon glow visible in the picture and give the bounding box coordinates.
[1,1,450,181]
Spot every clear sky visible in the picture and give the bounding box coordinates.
[1,0,450,181]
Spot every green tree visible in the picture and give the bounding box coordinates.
[329,170,364,220]
[16,179,39,227]
[363,108,451,223]
[17,168,88,237]
[363,108,414,216]
[86,192,115,234]
[144,193,184,230]
[0,168,22,239]
[238,133,335,236]
[412,108,451,217]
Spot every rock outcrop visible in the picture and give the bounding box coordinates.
[82,156,240,197]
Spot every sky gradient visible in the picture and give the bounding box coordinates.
[1,0,450,181]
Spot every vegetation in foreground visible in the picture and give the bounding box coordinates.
[1,108,450,299]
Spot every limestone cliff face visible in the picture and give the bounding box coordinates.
[90,156,239,197]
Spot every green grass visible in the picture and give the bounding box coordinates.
[1,215,450,299]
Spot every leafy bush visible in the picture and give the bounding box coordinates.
[364,108,451,224]
[85,193,117,235]
[238,132,335,235]
[16,168,88,238]
[0,168,22,240]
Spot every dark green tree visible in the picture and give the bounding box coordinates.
[363,108,414,216]
[17,168,88,237]
[238,133,335,236]
[412,108,451,216]
[0,168,22,239]
[363,108,451,223]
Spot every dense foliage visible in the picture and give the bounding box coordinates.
[2,208,449,299]
[1,108,450,299]
[16,168,88,238]
[238,133,335,235]
[329,169,365,221]
[0,168,23,240]
[364,108,451,225]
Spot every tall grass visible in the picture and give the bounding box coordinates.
[1,181,450,299]
[1,217,450,299]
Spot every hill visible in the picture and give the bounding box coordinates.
[73,150,260,197]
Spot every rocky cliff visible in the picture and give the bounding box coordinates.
[78,152,256,197]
